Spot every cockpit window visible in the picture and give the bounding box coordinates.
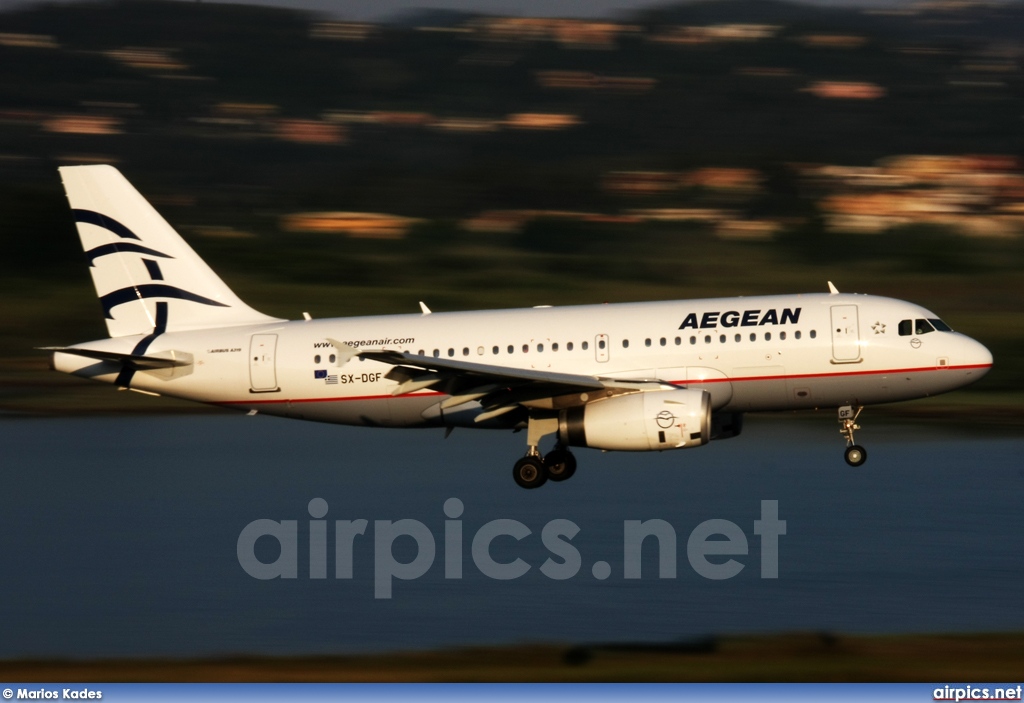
[899,318,950,336]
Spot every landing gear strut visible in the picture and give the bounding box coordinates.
[839,405,867,467]
[512,416,577,489]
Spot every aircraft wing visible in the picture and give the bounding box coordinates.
[356,348,670,422]
[360,349,609,389]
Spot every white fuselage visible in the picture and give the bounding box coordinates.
[54,292,993,429]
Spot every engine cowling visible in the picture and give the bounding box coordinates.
[558,389,711,451]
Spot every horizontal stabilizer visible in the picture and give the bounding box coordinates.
[41,346,193,369]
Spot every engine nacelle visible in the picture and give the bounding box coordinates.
[558,389,711,452]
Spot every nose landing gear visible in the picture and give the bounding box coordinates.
[839,405,867,467]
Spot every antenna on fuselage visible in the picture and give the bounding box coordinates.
[827,281,840,295]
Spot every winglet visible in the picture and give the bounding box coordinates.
[326,338,359,367]
[419,301,432,315]
[827,281,840,295]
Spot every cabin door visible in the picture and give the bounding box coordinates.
[249,334,279,392]
[830,305,861,362]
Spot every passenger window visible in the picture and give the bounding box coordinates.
[810,330,817,339]
[765,332,772,341]
[780,331,786,341]
[553,343,559,352]
[433,349,440,357]
[537,343,544,352]
[660,338,666,346]
[899,320,913,336]
[704,335,711,344]
[735,334,741,342]
[750,333,756,342]
[675,337,681,345]
[719,335,726,343]
[567,342,574,351]
[795,331,801,340]
[690,336,696,345]
[522,344,529,353]
[314,355,321,364]
[621,339,628,348]
[508,345,514,354]
[329,354,336,364]
[463,347,469,356]
[448,348,455,357]
[492,346,499,355]
[599,339,607,349]
[645,338,651,347]
[582,341,589,350]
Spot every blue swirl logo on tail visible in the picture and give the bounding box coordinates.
[100,284,229,319]
[84,242,173,266]
[74,209,230,319]
[75,209,177,265]
[72,209,141,240]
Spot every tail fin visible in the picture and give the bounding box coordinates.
[59,165,283,337]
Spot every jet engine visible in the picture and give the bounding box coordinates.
[557,389,711,451]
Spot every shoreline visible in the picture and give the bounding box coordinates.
[2,632,1023,682]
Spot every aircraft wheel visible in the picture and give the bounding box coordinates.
[544,449,577,482]
[513,456,548,489]
[844,445,867,467]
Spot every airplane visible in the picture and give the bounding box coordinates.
[46,165,994,488]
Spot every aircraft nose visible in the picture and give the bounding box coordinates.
[964,336,993,376]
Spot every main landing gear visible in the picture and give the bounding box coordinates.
[512,416,578,489]
[512,448,578,489]
[839,405,868,467]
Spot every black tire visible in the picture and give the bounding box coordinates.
[845,445,867,467]
[513,456,548,489]
[544,449,577,482]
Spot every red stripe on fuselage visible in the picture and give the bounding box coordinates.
[218,363,991,406]
[679,362,992,384]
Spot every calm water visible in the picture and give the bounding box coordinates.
[1,413,1022,658]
